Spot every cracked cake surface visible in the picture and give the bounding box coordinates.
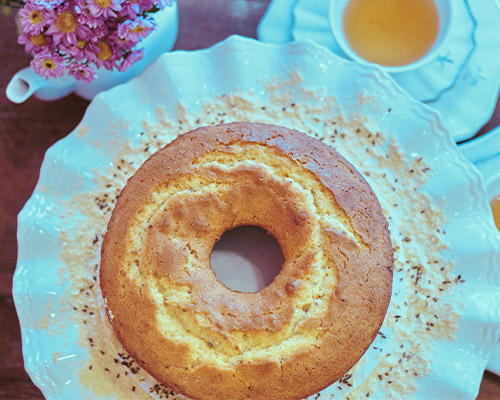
[100,122,394,400]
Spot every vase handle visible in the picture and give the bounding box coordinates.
[6,67,76,103]
[6,67,41,104]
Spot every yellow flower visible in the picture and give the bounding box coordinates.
[56,12,77,34]
[96,41,113,61]
[42,58,57,71]
[96,0,112,7]
[77,39,87,49]
[131,25,147,33]
[30,34,47,47]
[29,9,43,25]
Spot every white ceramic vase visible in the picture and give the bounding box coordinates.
[6,2,178,103]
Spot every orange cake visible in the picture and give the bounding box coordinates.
[100,122,394,400]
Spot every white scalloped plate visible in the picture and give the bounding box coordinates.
[13,36,500,399]
[459,126,500,376]
[258,0,500,142]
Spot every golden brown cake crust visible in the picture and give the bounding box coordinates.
[100,122,394,400]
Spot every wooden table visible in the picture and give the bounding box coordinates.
[1,0,499,398]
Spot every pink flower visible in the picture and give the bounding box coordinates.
[19,3,50,35]
[88,24,111,43]
[118,17,155,42]
[31,50,66,79]
[20,0,173,81]
[76,7,101,28]
[60,38,97,62]
[33,0,65,10]
[87,0,123,19]
[91,39,119,70]
[118,48,143,72]
[68,63,97,82]
[119,1,139,19]
[156,0,174,10]
[120,0,153,15]
[109,30,136,51]
[45,5,90,46]
[138,0,155,13]
[18,32,53,54]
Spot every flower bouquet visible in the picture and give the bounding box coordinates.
[3,0,175,82]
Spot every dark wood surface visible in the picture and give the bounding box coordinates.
[1,0,499,398]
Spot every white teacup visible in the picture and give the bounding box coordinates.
[329,0,454,74]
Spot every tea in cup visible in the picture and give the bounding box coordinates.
[329,0,453,73]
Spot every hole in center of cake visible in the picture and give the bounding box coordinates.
[210,226,284,293]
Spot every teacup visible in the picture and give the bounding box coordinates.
[329,0,454,74]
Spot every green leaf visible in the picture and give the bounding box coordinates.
[1,5,13,15]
